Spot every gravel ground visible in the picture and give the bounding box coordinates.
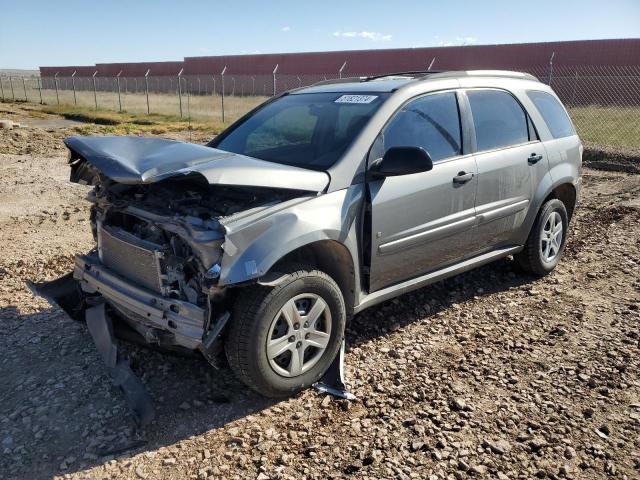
[0,104,638,480]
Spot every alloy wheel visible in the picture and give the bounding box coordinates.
[266,293,332,377]
[540,210,563,262]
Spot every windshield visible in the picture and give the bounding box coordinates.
[210,92,389,170]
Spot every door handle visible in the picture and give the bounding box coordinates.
[453,171,474,184]
[528,153,543,164]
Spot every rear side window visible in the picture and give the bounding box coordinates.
[527,90,575,138]
[382,92,462,162]
[467,89,530,151]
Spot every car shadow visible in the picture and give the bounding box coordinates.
[0,257,536,479]
[345,256,536,347]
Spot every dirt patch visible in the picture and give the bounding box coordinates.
[0,103,638,480]
[583,142,640,174]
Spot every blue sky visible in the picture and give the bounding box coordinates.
[1,0,639,69]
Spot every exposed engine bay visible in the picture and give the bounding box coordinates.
[86,171,303,309]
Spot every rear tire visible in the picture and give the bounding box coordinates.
[516,198,569,276]
[225,265,345,398]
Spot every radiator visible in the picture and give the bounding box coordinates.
[97,223,163,293]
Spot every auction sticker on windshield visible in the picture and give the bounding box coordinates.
[334,94,378,104]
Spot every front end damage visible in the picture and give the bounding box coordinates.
[31,136,327,424]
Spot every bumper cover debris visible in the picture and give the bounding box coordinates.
[29,275,156,427]
[86,303,155,426]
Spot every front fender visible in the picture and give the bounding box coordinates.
[218,185,364,286]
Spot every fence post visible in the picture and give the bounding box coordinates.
[22,77,27,101]
[0,76,4,99]
[232,76,236,96]
[272,64,279,96]
[297,75,301,88]
[251,76,255,95]
[339,61,347,79]
[54,73,60,105]
[37,77,43,104]
[10,76,15,100]
[221,66,227,123]
[570,68,579,107]
[71,71,77,105]
[427,57,436,71]
[177,68,184,118]
[548,51,555,86]
[212,75,216,96]
[116,71,122,112]
[197,77,201,96]
[144,69,151,114]
[92,71,98,110]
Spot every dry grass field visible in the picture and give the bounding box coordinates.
[5,82,267,124]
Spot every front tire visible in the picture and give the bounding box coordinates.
[225,265,346,398]
[516,198,569,275]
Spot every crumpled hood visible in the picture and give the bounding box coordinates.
[64,136,330,192]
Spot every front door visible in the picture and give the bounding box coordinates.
[368,91,478,292]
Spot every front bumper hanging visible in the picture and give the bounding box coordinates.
[85,303,155,426]
[29,263,354,425]
[28,275,155,427]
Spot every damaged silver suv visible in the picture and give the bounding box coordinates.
[36,71,582,402]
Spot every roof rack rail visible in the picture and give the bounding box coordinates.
[311,76,365,87]
[362,70,441,81]
[309,69,538,88]
[311,71,441,87]
[426,70,539,81]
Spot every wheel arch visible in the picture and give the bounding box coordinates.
[268,240,357,317]
[544,182,577,221]
[514,171,578,245]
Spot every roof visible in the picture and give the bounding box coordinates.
[295,70,540,94]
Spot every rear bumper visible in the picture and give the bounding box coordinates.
[73,254,207,350]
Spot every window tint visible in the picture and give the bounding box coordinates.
[527,90,575,138]
[467,90,530,151]
[382,92,462,162]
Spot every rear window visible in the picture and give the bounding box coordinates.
[467,89,530,151]
[527,90,575,139]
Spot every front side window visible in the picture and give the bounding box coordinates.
[381,92,462,162]
[467,89,530,151]
[211,92,388,170]
[527,90,575,139]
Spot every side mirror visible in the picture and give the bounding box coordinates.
[372,147,433,178]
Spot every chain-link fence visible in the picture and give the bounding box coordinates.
[1,66,638,149]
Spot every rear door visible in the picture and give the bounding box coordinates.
[464,88,547,252]
[367,91,478,292]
